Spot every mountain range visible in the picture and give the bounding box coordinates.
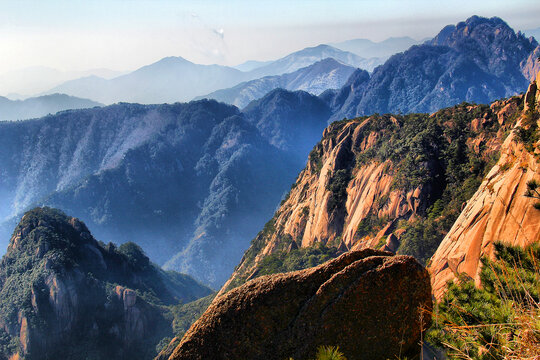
[0,14,539,360]
[45,45,376,105]
[1,16,538,291]
[323,16,540,120]
[196,58,356,108]
[0,91,332,288]
[0,66,124,97]
[0,93,102,121]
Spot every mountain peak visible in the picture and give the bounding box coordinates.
[7,207,91,256]
[430,15,530,48]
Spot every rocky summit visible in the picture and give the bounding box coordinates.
[165,249,432,360]
[0,207,212,360]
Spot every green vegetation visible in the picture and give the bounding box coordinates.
[170,293,216,339]
[355,212,388,240]
[428,243,540,359]
[525,179,540,210]
[289,346,347,360]
[309,144,324,174]
[313,346,347,360]
[515,95,539,153]
[347,102,513,264]
[257,245,339,276]
[326,169,352,212]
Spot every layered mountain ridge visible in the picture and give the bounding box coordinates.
[196,58,356,109]
[46,45,373,105]
[0,91,331,288]
[0,94,102,121]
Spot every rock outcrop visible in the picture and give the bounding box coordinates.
[0,207,212,360]
[429,72,540,299]
[167,250,432,360]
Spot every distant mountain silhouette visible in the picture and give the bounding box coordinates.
[48,57,246,104]
[233,60,273,72]
[46,45,379,105]
[247,44,381,78]
[0,93,102,121]
[196,58,356,108]
[332,36,422,58]
[0,66,124,95]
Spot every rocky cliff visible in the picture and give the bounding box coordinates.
[0,207,212,360]
[224,94,523,292]
[166,250,431,360]
[429,71,540,299]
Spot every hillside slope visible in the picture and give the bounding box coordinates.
[0,92,333,288]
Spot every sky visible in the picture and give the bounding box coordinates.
[0,0,539,74]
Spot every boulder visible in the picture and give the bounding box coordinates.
[168,249,432,360]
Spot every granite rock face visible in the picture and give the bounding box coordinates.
[167,250,432,360]
[226,95,520,291]
[429,71,540,299]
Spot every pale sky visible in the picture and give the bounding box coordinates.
[1,0,539,73]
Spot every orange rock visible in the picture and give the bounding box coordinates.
[430,73,540,300]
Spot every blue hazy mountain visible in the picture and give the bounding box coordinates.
[331,36,423,58]
[248,44,381,78]
[0,93,102,121]
[46,46,378,105]
[233,60,273,72]
[324,16,539,120]
[196,58,357,108]
[0,66,124,96]
[48,57,246,104]
[0,91,332,288]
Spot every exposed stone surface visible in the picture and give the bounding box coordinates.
[429,73,540,300]
[168,250,432,360]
